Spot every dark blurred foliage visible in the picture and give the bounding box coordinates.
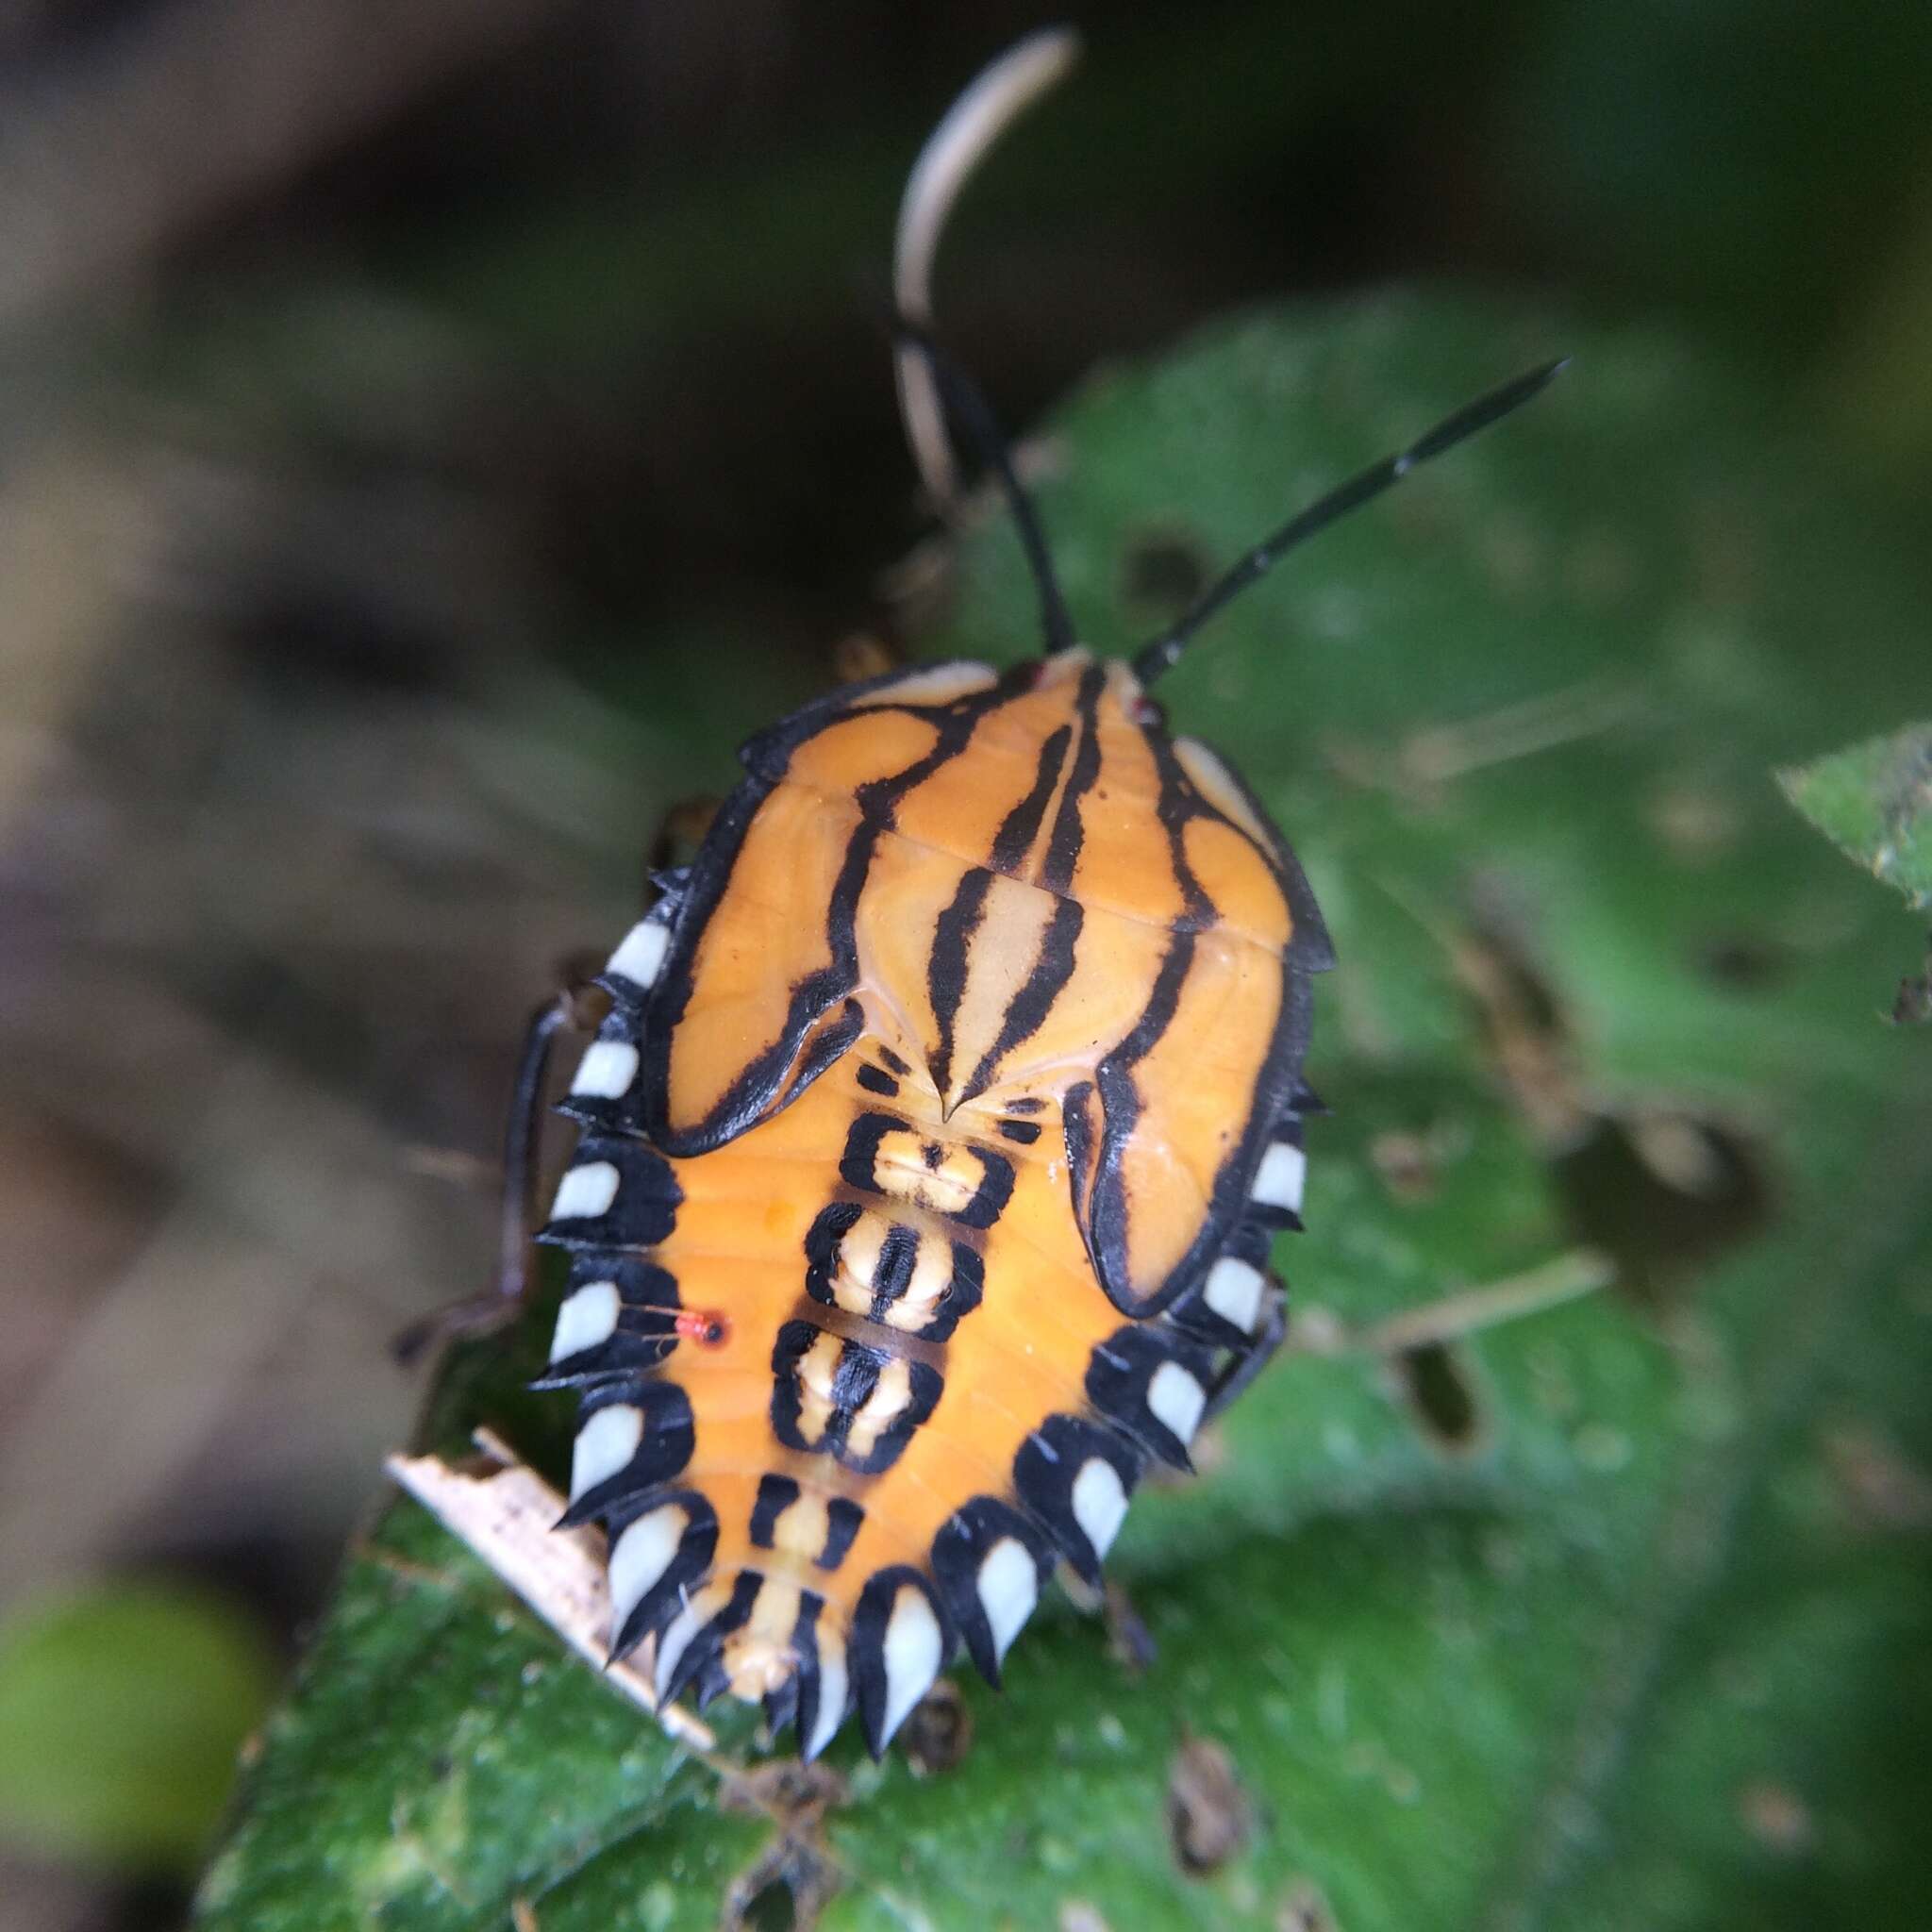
[0,1,1926,1924]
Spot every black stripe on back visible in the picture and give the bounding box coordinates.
[990,724,1073,873]
[958,892,1084,1106]
[926,866,993,1098]
[1039,664,1107,895]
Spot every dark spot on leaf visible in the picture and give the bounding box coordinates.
[1696,934,1791,991]
[1120,527,1210,621]
[1393,1341,1483,1452]
[1453,898,1774,1305]
[1555,1111,1770,1310]
[718,1762,846,1930]
[898,1677,974,1777]
[1447,905,1585,1142]
[1887,934,1932,1025]
[733,1870,808,1932]
[726,1824,838,1932]
[1167,1733,1251,1876]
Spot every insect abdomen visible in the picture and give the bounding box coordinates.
[541,1037,1147,1757]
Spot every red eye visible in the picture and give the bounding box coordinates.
[1132,694,1166,728]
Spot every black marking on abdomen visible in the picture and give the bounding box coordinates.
[838,1111,1017,1228]
[557,1380,697,1528]
[1011,1413,1143,1585]
[606,1487,718,1664]
[748,1473,867,1574]
[533,1251,683,1388]
[538,1136,683,1253]
[662,1568,763,1711]
[931,1495,1055,1689]
[770,1320,942,1474]
[820,1495,864,1570]
[749,1473,800,1550]
[1083,1323,1213,1470]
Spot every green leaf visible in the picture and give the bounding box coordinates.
[1778,724,1932,911]
[0,1580,277,1873]
[194,297,1932,1930]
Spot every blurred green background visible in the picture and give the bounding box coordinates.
[2,3,1929,1928]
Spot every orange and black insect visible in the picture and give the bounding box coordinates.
[515,68,1558,1761]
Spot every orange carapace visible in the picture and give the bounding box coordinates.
[538,647,1330,1757]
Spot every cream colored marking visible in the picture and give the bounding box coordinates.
[831,1210,891,1315]
[850,661,998,707]
[607,1501,688,1639]
[725,1578,804,1700]
[1174,735,1277,851]
[791,1332,846,1447]
[883,1232,954,1331]
[769,1489,834,1565]
[652,1594,704,1699]
[808,1624,850,1759]
[570,1404,642,1502]
[551,1159,619,1223]
[570,1039,640,1100]
[977,1537,1038,1663]
[940,871,1058,1111]
[1253,1140,1307,1214]
[653,1576,734,1700]
[1147,1360,1207,1447]
[1071,1457,1128,1559]
[1203,1256,1265,1335]
[550,1279,621,1361]
[607,918,671,988]
[874,1128,981,1215]
[879,1583,944,1745]
[843,1356,914,1459]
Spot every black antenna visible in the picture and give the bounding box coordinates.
[897,321,1077,656]
[1132,358,1568,687]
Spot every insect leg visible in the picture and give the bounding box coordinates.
[392,961,605,1367]
[1202,1279,1289,1424]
